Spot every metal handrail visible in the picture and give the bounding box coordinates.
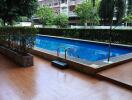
[57,48,60,57]
[57,47,72,60]
[56,46,66,57]
[64,48,71,60]
[57,47,80,60]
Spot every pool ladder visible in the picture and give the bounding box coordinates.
[57,47,71,60]
[51,47,69,69]
[57,47,80,60]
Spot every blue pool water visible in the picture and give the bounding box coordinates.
[35,36,132,62]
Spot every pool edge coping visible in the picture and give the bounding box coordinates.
[31,47,132,74]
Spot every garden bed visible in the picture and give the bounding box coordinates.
[0,46,33,67]
[0,27,37,67]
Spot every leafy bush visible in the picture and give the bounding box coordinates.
[75,0,100,26]
[39,28,132,45]
[0,27,37,55]
[54,14,68,28]
[36,6,55,25]
[0,0,38,25]
[123,13,132,24]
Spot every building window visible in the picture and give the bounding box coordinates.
[54,3,58,5]
[61,0,67,3]
[62,7,67,12]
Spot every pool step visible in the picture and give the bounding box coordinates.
[51,60,68,69]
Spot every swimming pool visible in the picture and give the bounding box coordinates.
[35,35,132,62]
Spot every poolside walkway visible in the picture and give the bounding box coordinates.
[98,61,132,89]
[0,54,132,100]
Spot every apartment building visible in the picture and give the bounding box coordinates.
[38,0,83,25]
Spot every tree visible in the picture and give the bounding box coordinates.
[123,13,132,25]
[0,0,38,25]
[99,0,114,25]
[75,0,100,26]
[115,0,126,23]
[36,6,55,25]
[54,14,68,28]
[128,0,132,14]
[19,0,38,17]
[91,0,95,7]
[0,19,3,26]
[99,0,126,25]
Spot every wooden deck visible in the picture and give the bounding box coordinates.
[98,61,132,89]
[0,54,132,100]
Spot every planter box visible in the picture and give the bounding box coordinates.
[0,46,33,67]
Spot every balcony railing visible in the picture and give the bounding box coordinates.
[60,3,67,7]
[68,11,77,17]
[69,1,76,5]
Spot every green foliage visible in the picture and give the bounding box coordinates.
[39,28,132,45]
[128,0,132,14]
[75,0,100,26]
[123,13,132,23]
[99,0,114,25]
[91,0,96,7]
[36,6,55,25]
[99,0,126,25]
[54,14,68,28]
[115,0,126,23]
[19,0,38,17]
[0,19,3,26]
[16,17,29,22]
[0,27,38,54]
[0,0,38,25]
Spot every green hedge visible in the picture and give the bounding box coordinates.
[39,28,132,45]
[0,27,131,55]
[0,27,38,55]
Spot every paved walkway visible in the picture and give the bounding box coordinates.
[0,54,132,100]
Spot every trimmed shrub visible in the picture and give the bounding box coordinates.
[0,27,38,55]
[39,28,132,45]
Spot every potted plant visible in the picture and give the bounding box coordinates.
[0,27,37,67]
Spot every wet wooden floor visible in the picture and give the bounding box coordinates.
[98,61,132,88]
[0,54,132,100]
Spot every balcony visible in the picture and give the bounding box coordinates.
[69,1,76,6]
[60,2,67,7]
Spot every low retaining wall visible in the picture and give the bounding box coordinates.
[30,49,96,75]
[0,46,33,67]
[30,48,132,75]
